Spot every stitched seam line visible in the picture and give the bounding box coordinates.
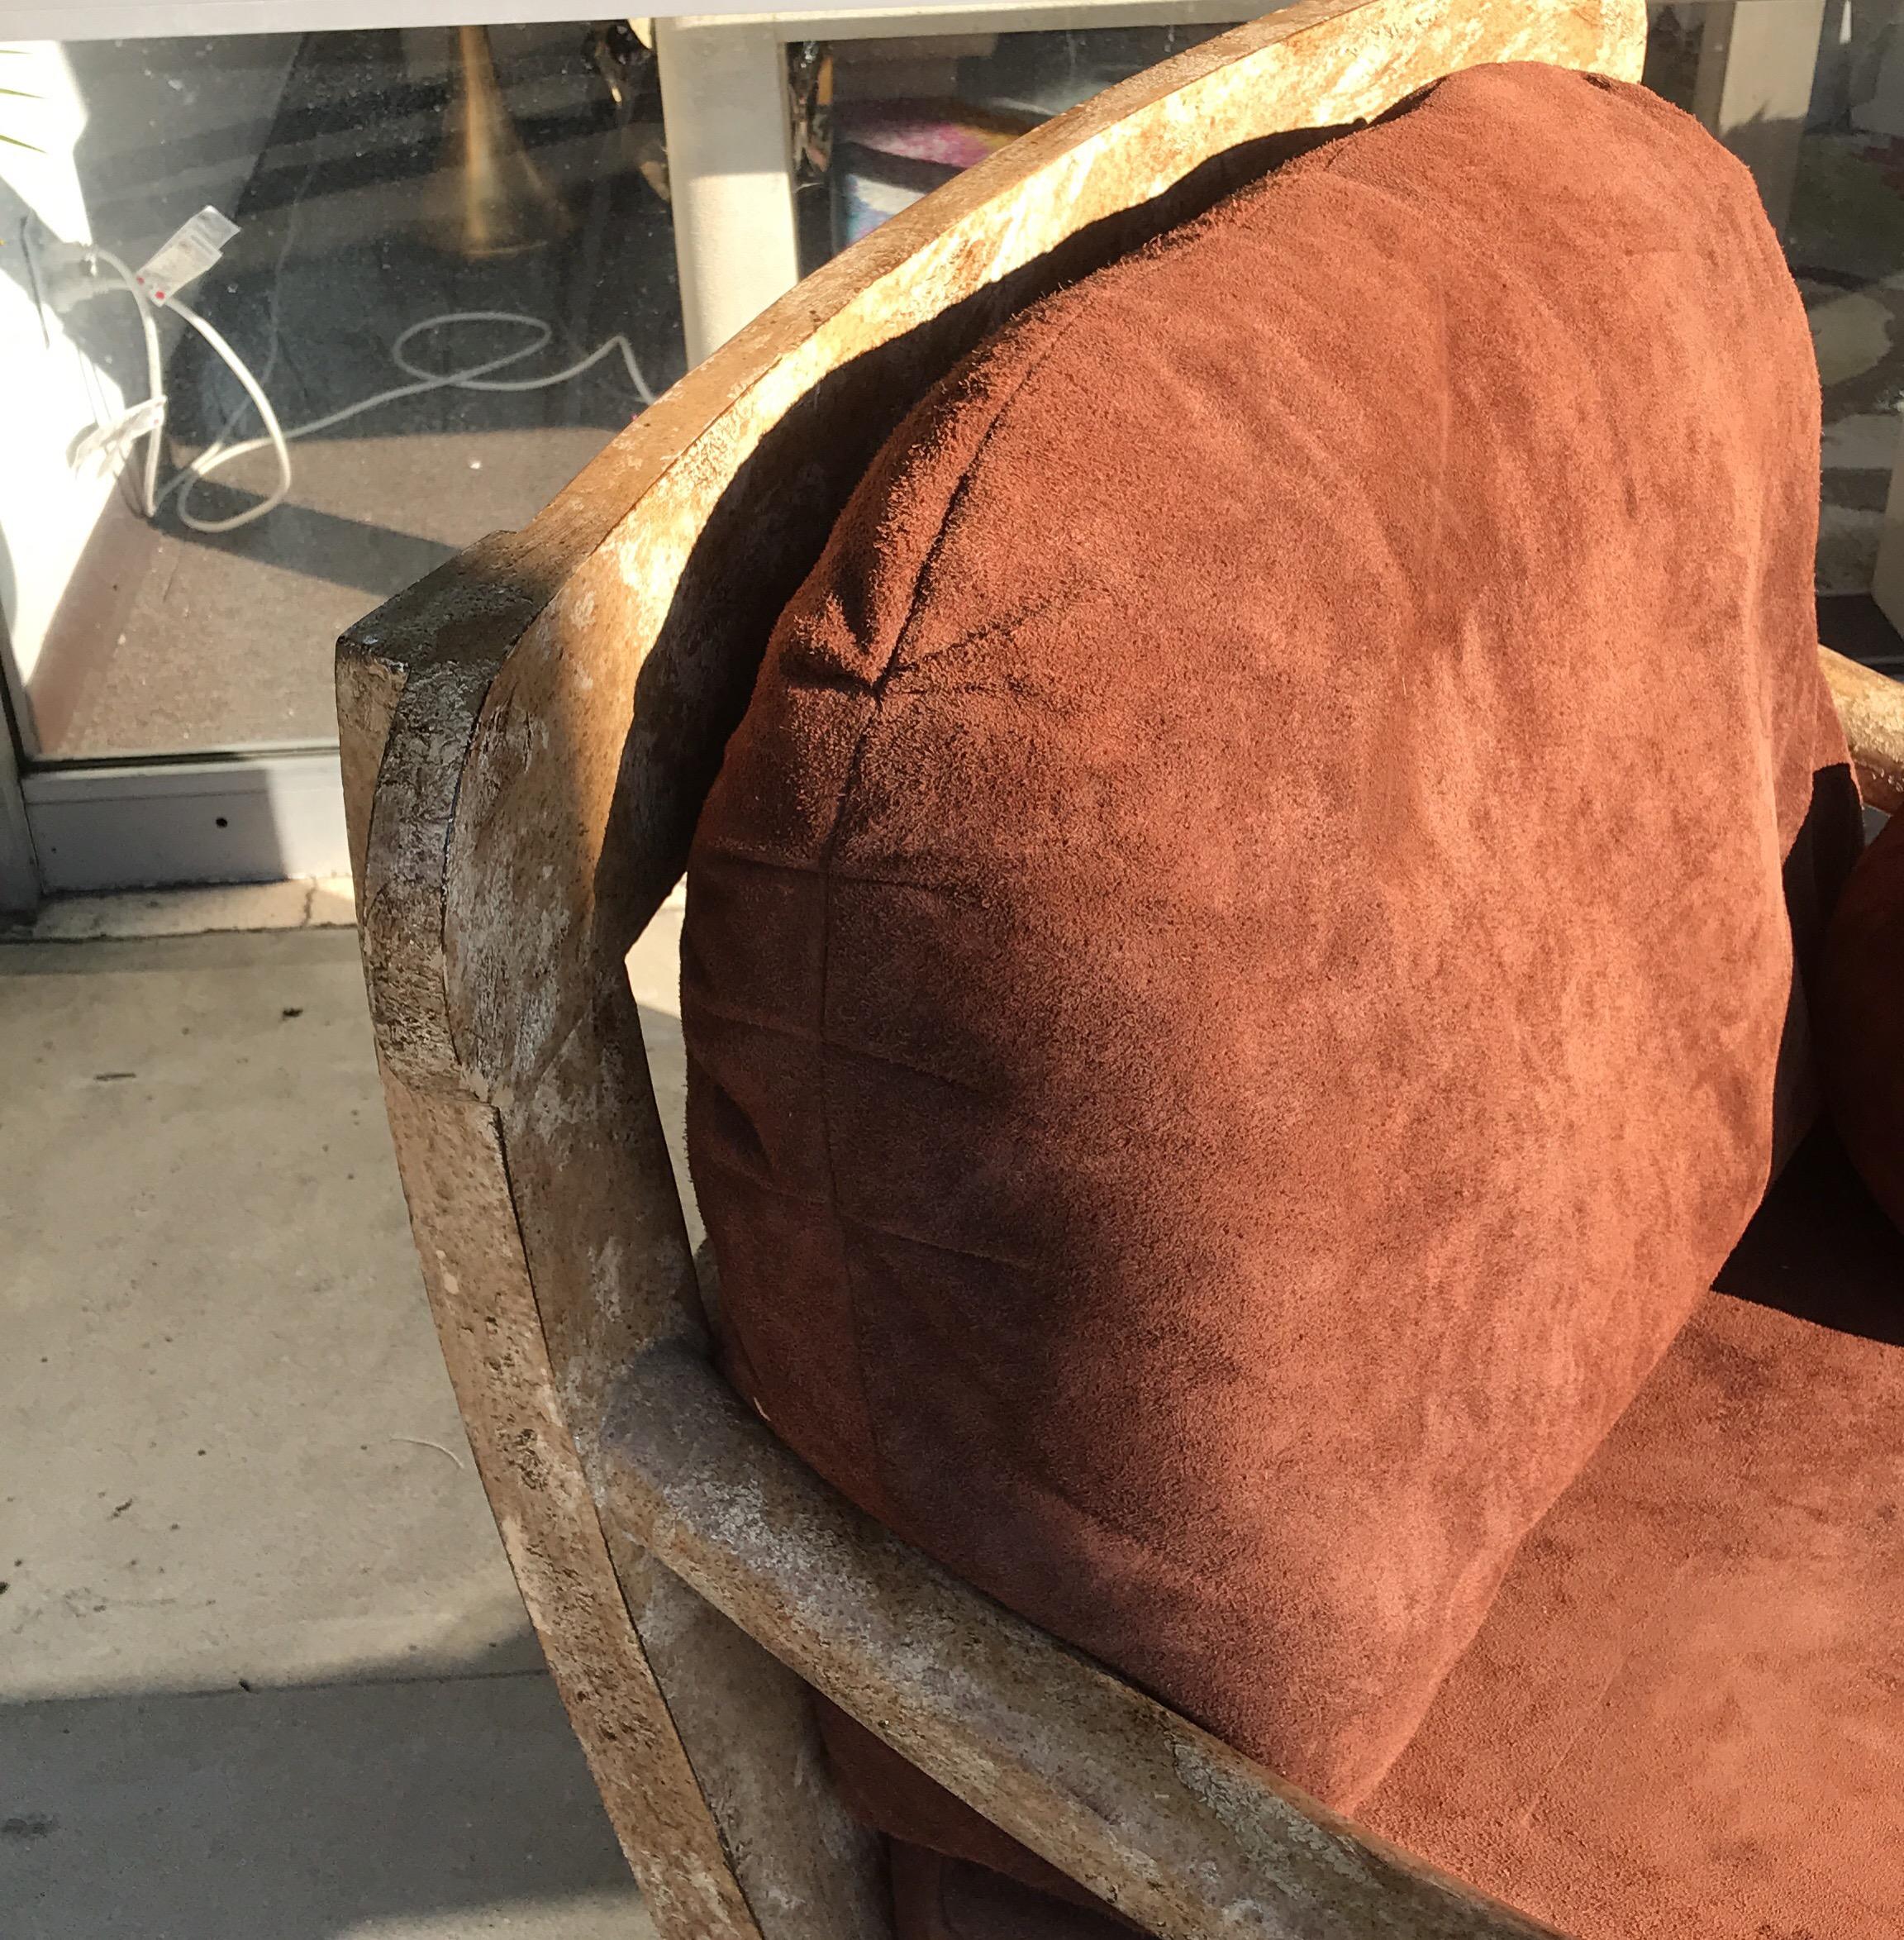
[695,845,971,894]
[695,1144,1036,1270]
[688,991,989,1094]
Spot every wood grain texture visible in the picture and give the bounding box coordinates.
[1821,645,1904,813]
[339,6,1647,1938]
[341,551,891,1940]
[377,1080,774,1940]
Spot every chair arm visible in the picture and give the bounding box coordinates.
[600,1343,1571,1940]
[1821,646,1904,813]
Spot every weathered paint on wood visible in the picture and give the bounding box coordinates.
[604,1343,1573,1940]
[1821,645,1904,813]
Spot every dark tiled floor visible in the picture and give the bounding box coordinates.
[1820,589,1904,671]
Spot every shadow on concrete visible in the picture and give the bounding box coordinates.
[0,1650,651,1940]
[0,924,654,1937]
[157,493,461,597]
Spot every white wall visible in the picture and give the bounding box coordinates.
[1,43,121,714]
[0,35,294,735]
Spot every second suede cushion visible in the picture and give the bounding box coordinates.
[1817,811,1904,1237]
[683,63,1859,1815]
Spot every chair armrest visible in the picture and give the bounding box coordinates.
[602,1343,1569,1940]
[1821,646,1904,813]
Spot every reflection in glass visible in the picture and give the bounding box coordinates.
[5,7,1902,776]
[1652,1,1904,664]
[3,26,677,761]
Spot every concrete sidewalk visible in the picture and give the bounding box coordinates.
[1,911,688,1938]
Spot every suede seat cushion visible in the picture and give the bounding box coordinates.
[680,53,1862,1842]
[889,1135,1904,1940]
[1817,809,1904,1234]
[1363,1130,1904,1938]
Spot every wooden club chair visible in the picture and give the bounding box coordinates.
[338,2,1904,1935]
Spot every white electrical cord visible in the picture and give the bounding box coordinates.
[74,245,657,536]
[164,289,296,533]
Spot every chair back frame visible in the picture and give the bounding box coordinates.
[340,5,1902,1936]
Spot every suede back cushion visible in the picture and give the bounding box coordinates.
[681,61,1860,1824]
[1818,811,1904,1232]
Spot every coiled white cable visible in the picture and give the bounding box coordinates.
[164,289,296,532]
[75,246,656,535]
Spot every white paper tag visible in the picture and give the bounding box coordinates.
[135,206,240,306]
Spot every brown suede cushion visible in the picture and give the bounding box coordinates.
[888,1842,1132,1940]
[1363,1129,1904,1938]
[681,55,1860,1843]
[892,1135,1904,1940]
[1817,809,1904,1233]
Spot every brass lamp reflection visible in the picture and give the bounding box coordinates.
[424,26,573,259]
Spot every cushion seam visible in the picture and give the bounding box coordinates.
[687,995,991,1095]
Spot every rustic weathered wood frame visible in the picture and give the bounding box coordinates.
[338,4,1904,1936]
